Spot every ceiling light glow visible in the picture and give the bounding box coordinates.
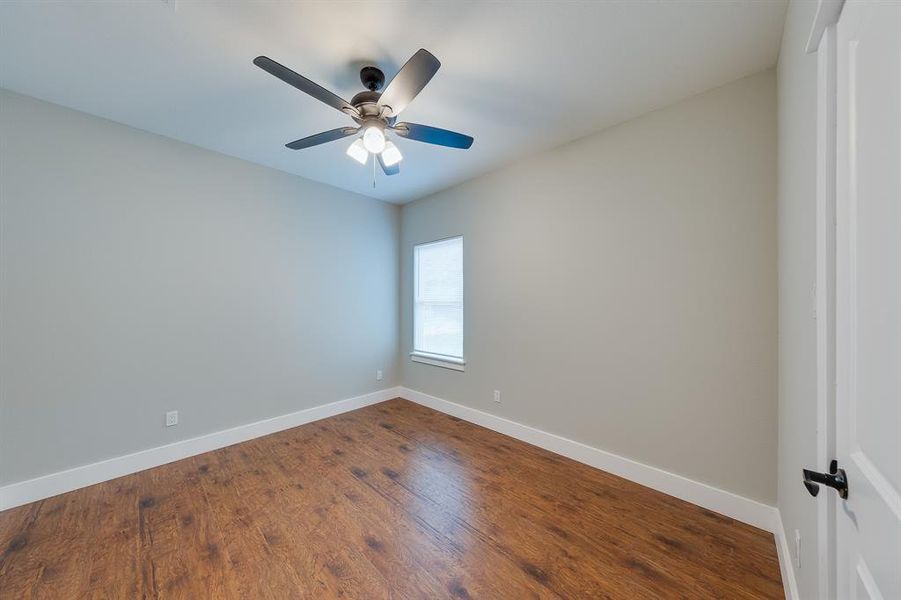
[346,138,368,165]
[381,141,403,167]
[362,126,386,154]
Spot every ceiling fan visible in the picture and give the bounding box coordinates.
[253,49,474,177]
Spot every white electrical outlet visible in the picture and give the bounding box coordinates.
[166,410,178,427]
[493,390,501,403]
[376,370,383,381]
[794,529,801,568]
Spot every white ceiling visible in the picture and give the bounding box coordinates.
[0,1,787,204]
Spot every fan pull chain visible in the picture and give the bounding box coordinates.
[372,154,376,188]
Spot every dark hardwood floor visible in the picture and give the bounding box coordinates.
[0,398,783,598]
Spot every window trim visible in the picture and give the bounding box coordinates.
[412,236,464,371]
[410,351,466,371]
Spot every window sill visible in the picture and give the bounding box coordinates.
[410,352,465,372]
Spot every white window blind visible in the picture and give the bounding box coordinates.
[413,236,464,363]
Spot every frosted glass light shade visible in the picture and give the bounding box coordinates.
[362,126,386,153]
[346,138,368,164]
[381,141,403,167]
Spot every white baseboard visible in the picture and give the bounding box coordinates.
[399,386,778,533]
[774,510,801,600]
[0,386,403,511]
[2,384,779,539]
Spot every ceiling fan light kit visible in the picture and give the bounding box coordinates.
[253,49,473,179]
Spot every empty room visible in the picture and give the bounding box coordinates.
[0,1,898,598]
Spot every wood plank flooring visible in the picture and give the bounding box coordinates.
[0,398,783,599]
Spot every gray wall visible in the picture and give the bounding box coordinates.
[2,68,781,508]
[400,70,778,503]
[776,0,820,596]
[0,89,400,485]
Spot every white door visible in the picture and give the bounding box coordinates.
[834,1,901,598]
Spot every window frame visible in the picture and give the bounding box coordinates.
[410,235,465,371]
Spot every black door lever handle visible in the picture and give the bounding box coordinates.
[802,460,849,499]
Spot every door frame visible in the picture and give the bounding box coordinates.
[814,20,837,600]
[808,1,844,599]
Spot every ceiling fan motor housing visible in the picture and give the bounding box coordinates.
[350,89,399,126]
[349,91,384,122]
[352,67,391,124]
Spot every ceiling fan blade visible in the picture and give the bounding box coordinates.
[377,49,440,117]
[253,56,359,118]
[393,122,473,149]
[378,153,400,176]
[285,127,358,150]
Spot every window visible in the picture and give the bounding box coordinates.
[412,236,464,370]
